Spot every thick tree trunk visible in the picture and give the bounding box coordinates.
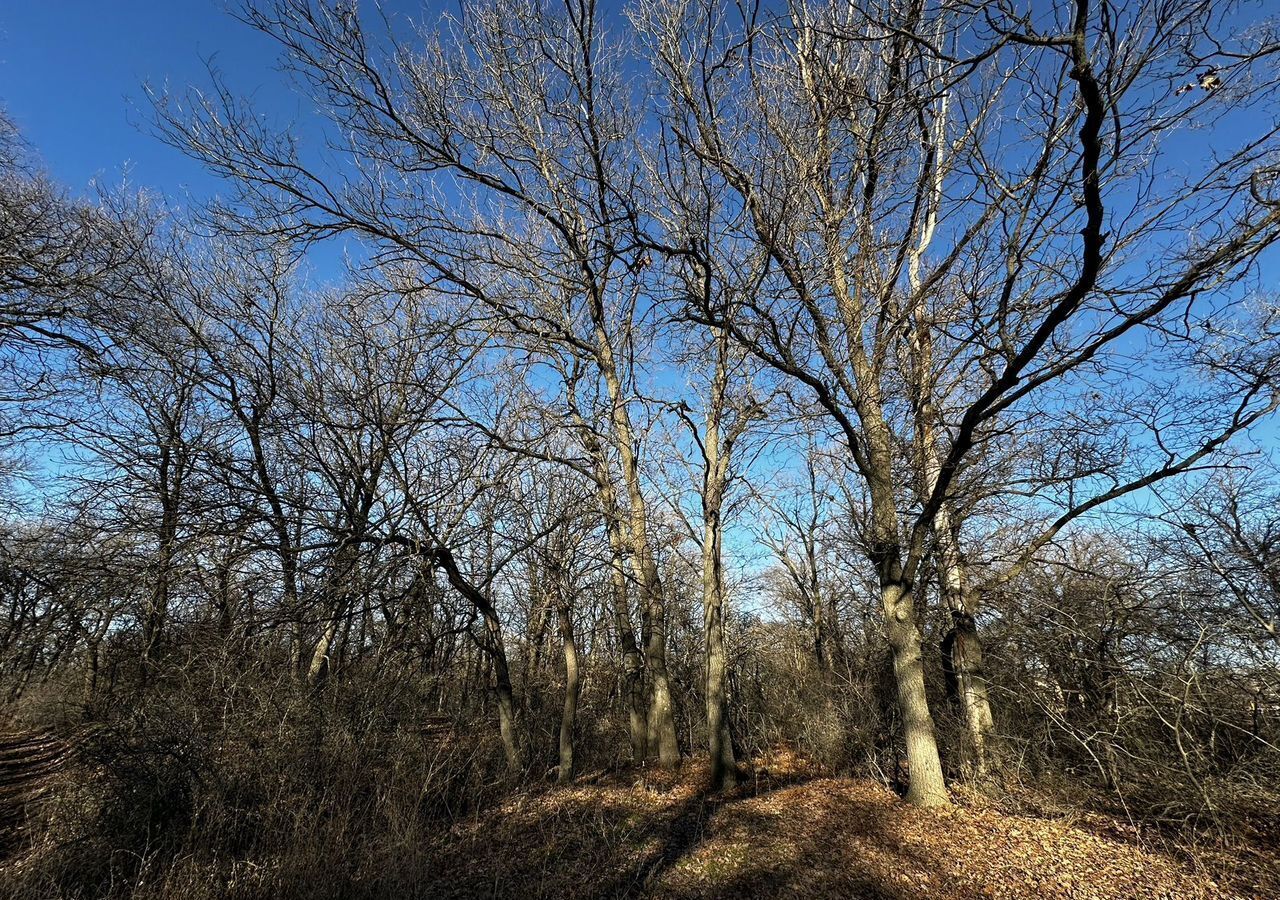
[862,405,950,807]
[595,319,679,767]
[701,344,739,791]
[942,581,998,778]
[306,615,340,685]
[640,572,680,767]
[931,469,997,775]
[607,527,647,764]
[485,609,523,772]
[942,606,995,776]
[882,580,950,807]
[811,579,828,671]
[582,422,649,764]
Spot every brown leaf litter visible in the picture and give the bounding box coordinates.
[419,756,1269,899]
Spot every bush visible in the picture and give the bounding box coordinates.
[2,662,509,900]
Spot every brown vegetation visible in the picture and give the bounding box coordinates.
[2,734,1272,899]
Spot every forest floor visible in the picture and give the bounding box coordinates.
[1,737,1275,899]
[418,750,1276,900]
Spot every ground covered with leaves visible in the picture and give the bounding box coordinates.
[415,754,1273,900]
[4,740,1275,899]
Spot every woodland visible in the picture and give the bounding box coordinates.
[0,0,1278,897]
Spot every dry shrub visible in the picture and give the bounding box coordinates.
[1,661,510,900]
[730,624,901,781]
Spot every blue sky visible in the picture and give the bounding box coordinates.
[0,1,443,282]
[0,1,285,195]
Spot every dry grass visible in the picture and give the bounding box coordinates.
[2,742,1273,900]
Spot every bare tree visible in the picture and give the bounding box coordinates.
[1165,466,1280,648]
[638,0,1280,803]
[153,0,687,766]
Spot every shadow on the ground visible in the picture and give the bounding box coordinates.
[149,754,1235,900]
[412,765,917,900]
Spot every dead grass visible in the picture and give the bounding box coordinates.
[3,745,1273,899]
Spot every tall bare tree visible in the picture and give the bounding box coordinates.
[639,0,1280,803]
[154,0,685,766]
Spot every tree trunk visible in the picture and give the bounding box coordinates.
[824,588,844,674]
[607,523,647,764]
[863,402,950,807]
[580,421,650,765]
[931,470,997,775]
[701,338,739,791]
[941,601,996,776]
[811,583,828,671]
[882,579,950,807]
[432,545,523,772]
[486,608,523,773]
[142,444,179,678]
[703,515,737,790]
[290,622,304,678]
[897,69,992,782]
[641,564,680,767]
[556,593,580,784]
[525,588,552,693]
[594,316,679,767]
[306,604,344,686]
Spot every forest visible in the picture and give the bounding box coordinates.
[1,0,1279,897]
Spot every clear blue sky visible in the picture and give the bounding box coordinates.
[0,1,291,195]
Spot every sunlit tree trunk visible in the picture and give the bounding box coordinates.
[577,421,648,765]
[556,587,580,784]
[595,316,680,767]
[606,517,647,764]
[867,418,949,808]
[485,609,522,772]
[700,329,740,790]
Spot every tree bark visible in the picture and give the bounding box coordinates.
[306,615,341,685]
[432,545,523,772]
[941,604,995,776]
[578,408,651,764]
[924,422,997,775]
[701,330,740,790]
[882,579,949,807]
[866,414,950,808]
[593,312,680,767]
[606,518,647,764]
[703,508,737,790]
[486,608,522,772]
[556,590,580,784]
